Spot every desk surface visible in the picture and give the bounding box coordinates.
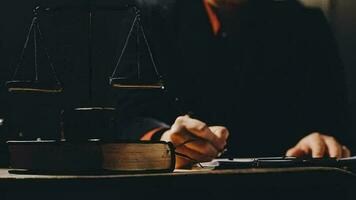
[0,167,356,183]
[0,167,354,180]
[0,167,354,200]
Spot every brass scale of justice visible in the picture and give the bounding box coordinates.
[6,4,165,94]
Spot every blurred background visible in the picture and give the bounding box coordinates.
[0,0,355,146]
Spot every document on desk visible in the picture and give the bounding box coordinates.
[199,157,356,171]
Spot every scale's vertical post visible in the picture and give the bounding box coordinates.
[88,0,93,105]
[33,13,39,82]
[136,8,141,80]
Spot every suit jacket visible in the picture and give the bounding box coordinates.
[116,0,352,157]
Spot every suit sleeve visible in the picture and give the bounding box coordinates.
[301,8,353,150]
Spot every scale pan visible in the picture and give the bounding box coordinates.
[74,107,115,112]
[5,80,63,93]
[110,78,164,90]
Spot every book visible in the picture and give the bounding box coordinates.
[7,140,175,173]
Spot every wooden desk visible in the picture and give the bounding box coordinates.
[0,167,354,200]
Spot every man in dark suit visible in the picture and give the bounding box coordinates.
[117,0,352,168]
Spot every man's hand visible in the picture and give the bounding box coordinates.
[161,115,229,168]
[286,133,351,158]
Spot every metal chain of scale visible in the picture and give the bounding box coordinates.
[109,7,165,90]
[6,7,63,94]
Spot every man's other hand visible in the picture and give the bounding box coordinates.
[161,115,229,168]
[286,133,351,158]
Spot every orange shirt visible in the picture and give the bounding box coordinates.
[203,0,221,35]
[141,127,166,140]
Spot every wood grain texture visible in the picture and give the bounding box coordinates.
[0,167,354,200]
[0,167,353,180]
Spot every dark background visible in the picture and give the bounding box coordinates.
[0,0,356,145]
